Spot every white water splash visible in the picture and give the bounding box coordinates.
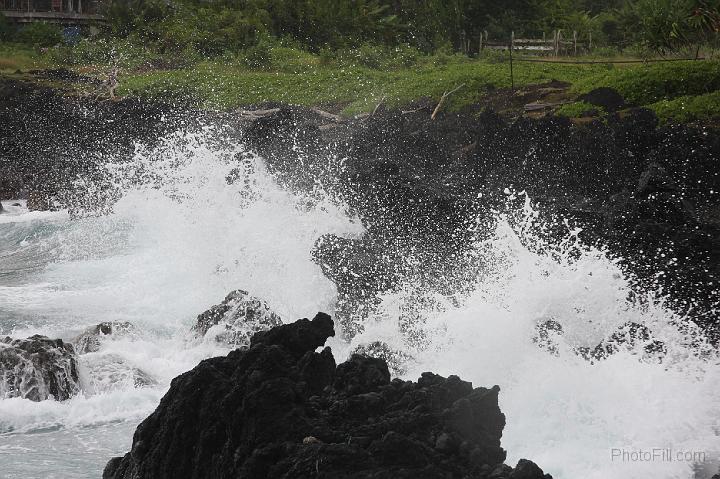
[0,128,717,479]
[0,125,362,478]
[340,192,720,479]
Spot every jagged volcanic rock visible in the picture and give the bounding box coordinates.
[352,340,414,376]
[103,315,550,479]
[0,335,80,401]
[192,289,283,347]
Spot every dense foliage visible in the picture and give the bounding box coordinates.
[1,0,718,125]
[96,0,718,55]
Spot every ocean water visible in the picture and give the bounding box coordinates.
[1,127,718,478]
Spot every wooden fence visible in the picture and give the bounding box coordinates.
[480,30,593,56]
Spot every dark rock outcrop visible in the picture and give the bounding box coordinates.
[192,289,283,347]
[104,315,550,479]
[0,76,187,207]
[578,87,626,112]
[352,340,414,376]
[0,335,80,401]
[243,106,720,342]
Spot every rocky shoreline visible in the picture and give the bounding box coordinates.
[2,74,719,477]
[237,102,720,341]
[103,313,552,479]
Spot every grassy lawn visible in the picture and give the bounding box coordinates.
[118,57,609,114]
[2,39,719,124]
[117,52,720,123]
[0,43,51,73]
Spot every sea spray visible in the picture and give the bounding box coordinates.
[0,126,718,478]
[0,125,362,478]
[337,191,720,479]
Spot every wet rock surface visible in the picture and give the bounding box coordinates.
[72,321,138,354]
[578,87,626,112]
[192,289,283,347]
[4,78,718,338]
[0,76,188,208]
[103,315,550,479]
[0,335,80,401]
[80,353,157,393]
[243,105,720,341]
[5,77,718,339]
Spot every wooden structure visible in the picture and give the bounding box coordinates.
[1,0,105,24]
[480,30,592,56]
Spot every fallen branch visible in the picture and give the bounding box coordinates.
[360,96,387,123]
[401,107,428,115]
[431,84,465,120]
[523,100,573,112]
[311,108,344,123]
[371,96,386,117]
[237,108,281,119]
[106,66,119,100]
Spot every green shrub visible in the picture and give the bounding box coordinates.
[242,38,272,69]
[348,43,386,69]
[16,22,63,47]
[590,46,624,59]
[389,44,420,68]
[318,47,334,66]
[650,90,720,123]
[268,46,318,73]
[478,49,509,64]
[556,101,604,117]
[47,36,159,69]
[572,60,720,105]
[331,43,424,70]
[156,6,264,56]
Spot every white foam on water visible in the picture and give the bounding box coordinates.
[1,127,718,479]
[342,193,720,479]
[0,125,363,477]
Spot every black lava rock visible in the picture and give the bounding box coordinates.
[0,335,80,401]
[103,314,550,479]
[246,107,720,341]
[72,321,138,354]
[578,87,626,112]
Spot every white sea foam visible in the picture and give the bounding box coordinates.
[0,128,717,479]
[338,193,720,479]
[0,125,362,477]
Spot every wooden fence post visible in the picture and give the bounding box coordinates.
[556,30,562,56]
[573,30,577,56]
[509,31,515,89]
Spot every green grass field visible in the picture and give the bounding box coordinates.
[0,44,51,72]
[2,40,719,124]
[117,57,611,114]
